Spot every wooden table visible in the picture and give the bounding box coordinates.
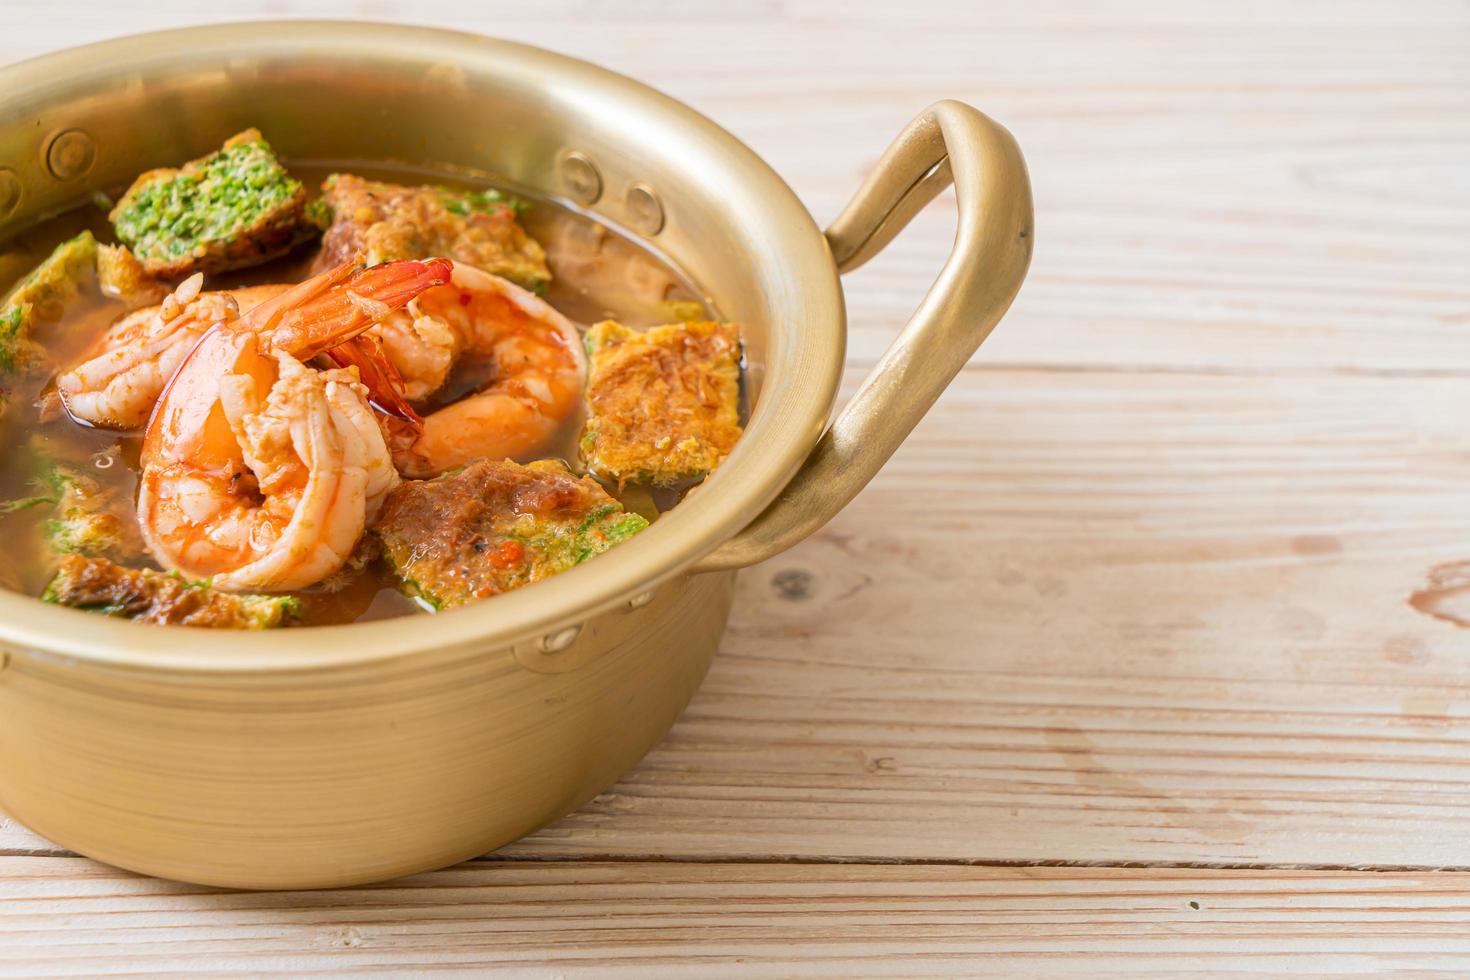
[5,2,1470,974]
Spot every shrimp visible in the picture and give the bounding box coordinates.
[57,277,290,429]
[360,261,585,478]
[137,257,451,591]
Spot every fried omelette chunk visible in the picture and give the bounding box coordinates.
[0,230,100,420]
[375,458,648,609]
[580,320,743,486]
[0,444,144,561]
[95,243,169,308]
[44,554,300,629]
[313,174,551,291]
[0,230,99,375]
[110,129,314,278]
[43,460,142,560]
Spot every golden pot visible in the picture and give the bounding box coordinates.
[0,22,1032,888]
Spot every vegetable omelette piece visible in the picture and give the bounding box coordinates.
[44,459,142,560]
[313,174,551,292]
[0,445,144,561]
[43,554,300,629]
[110,129,314,278]
[0,230,99,374]
[580,320,743,486]
[374,458,648,609]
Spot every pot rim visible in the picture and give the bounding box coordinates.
[0,20,844,673]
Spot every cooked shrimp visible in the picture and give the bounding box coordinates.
[57,278,290,429]
[137,257,451,591]
[364,261,585,478]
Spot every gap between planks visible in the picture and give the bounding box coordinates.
[471,853,1470,874]
[860,362,1470,380]
[8,844,1470,875]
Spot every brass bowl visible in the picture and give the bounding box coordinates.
[0,22,1032,888]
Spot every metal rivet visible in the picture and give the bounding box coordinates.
[538,624,582,653]
[625,183,665,236]
[627,590,655,610]
[46,130,96,181]
[558,151,602,206]
[0,169,19,220]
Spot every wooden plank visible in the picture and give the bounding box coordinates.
[1,1,1466,372]
[2,859,1470,976]
[5,365,1469,866]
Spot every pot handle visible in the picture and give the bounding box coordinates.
[693,100,1034,573]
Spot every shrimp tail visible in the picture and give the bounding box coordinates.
[326,335,424,426]
[243,257,454,360]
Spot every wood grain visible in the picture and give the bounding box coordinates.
[4,858,1470,976]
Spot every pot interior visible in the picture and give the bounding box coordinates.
[0,22,844,668]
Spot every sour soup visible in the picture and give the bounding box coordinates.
[0,137,742,628]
